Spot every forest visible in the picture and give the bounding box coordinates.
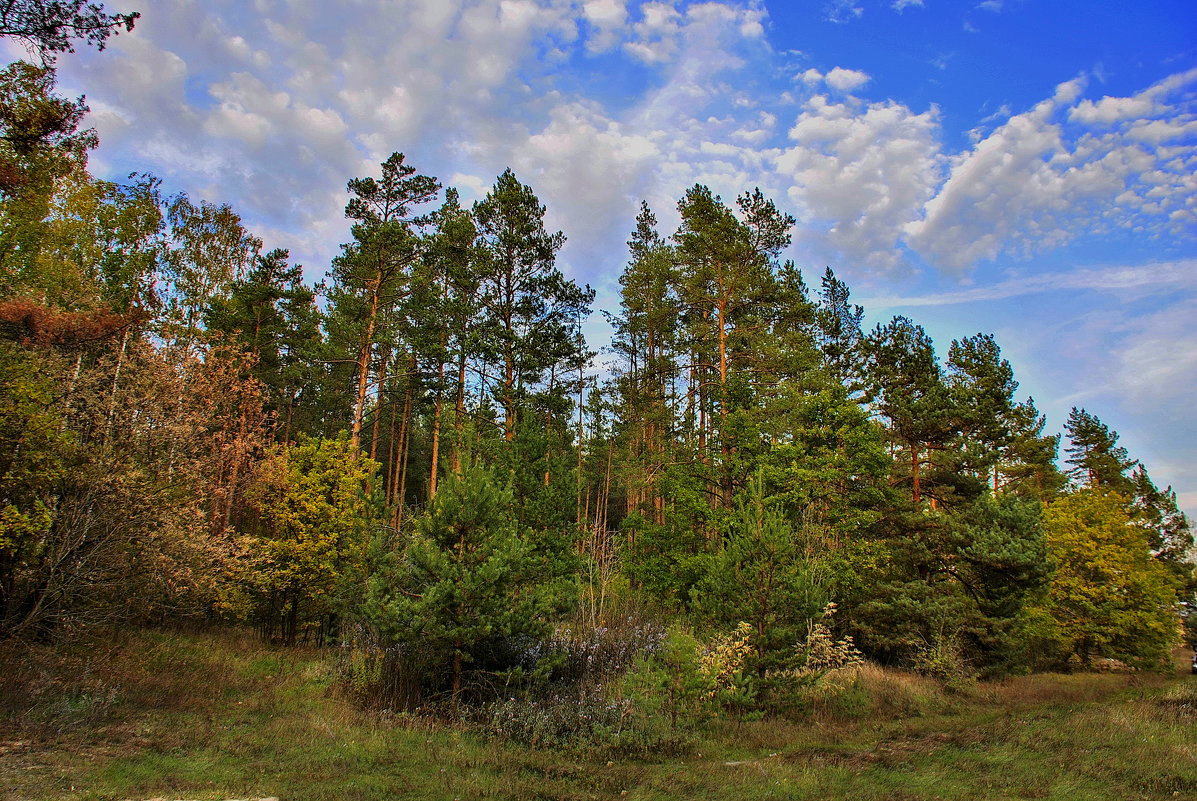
[1,1,1195,754]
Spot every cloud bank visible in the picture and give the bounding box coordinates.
[53,1,1196,285]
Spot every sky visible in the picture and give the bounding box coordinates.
[25,0,1197,511]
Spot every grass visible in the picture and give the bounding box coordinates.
[2,630,1195,800]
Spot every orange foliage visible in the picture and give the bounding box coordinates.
[0,299,140,351]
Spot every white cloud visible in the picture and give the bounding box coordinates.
[825,0,864,24]
[582,0,628,53]
[777,95,942,269]
[858,260,1197,307]
[905,74,1197,272]
[825,67,870,92]
[1114,297,1197,409]
[51,1,1197,292]
[892,0,924,9]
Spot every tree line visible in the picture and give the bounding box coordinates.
[0,9,1193,716]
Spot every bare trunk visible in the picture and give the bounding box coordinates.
[385,386,398,505]
[394,355,416,526]
[429,358,445,498]
[104,327,131,448]
[351,276,382,452]
[544,366,555,486]
[452,348,467,473]
[576,367,585,529]
[911,445,921,505]
[370,349,388,463]
[717,296,730,508]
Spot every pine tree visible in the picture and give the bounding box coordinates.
[864,316,956,505]
[363,465,570,705]
[673,185,793,510]
[814,267,865,394]
[1063,408,1136,492]
[946,333,1018,494]
[472,168,591,445]
[326,152,440,453]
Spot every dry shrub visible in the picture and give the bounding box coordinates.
[827,662,952,721]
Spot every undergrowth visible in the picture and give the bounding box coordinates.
[0,628,1194,801]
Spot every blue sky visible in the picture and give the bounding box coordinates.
[28,0,1197,511]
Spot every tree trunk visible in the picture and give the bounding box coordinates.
[452,347,468,474]
[370,348,388,463]
[104,326,131,448]
[911,445,921,504]
[717,295,730,508]
[429,358,445,499]
[351,274,382,452]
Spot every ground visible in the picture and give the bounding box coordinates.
[2,630,1195,801]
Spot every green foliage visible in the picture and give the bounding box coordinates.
[623,626,712,732]
[1064,407,1136,493]
[1034,488,1179,668]
[238,435,377,644]
[0,1,139,60]
[692,476,828,670]
[848,494,1050,674]
[362,464,572,705]
[0,344,70,622]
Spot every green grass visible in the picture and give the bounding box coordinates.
[2,630,1194,800]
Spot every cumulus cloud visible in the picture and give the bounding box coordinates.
[825,67,871,92]
[776,95,942,269]
[800,67,871,93]
[905,72,1197,272]
[582,0,629,54]
[49,0,1197,289]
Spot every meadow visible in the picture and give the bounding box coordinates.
[2,629,1194,801]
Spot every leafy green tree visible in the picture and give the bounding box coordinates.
[364,465,571,705]
[0,344,69,636]
[1036,489,1178,668]
[0,62,95,274]
[159,194,261,359]
[240,436,377,645]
